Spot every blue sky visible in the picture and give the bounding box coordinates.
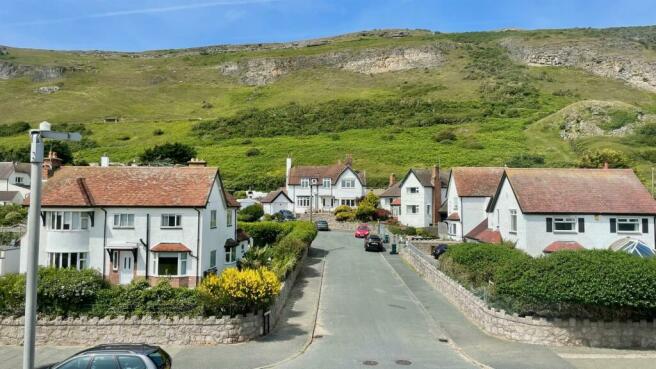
[1,0,655,51]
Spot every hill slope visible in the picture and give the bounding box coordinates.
[1,27,656,190]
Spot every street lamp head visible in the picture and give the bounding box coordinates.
[39,121,51,132]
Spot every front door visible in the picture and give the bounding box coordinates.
[119,251,134,285]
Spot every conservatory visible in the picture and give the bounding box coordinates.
[608,237,655,258]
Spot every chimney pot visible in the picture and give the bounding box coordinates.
[389,173,396,187]
[187,157,207,167]
[100,155,110,167]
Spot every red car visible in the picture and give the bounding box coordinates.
[354,224,370,238]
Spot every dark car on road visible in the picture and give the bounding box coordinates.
[37,344,171,369]
[365,234,384,252]
[315,220,330,231]
[278,209,296,221]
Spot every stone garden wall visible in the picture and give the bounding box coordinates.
[401,242,656,349]
[0,249,307,346]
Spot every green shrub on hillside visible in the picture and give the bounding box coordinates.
[506,153,545,168]
[0,122,30,137]
[139,142,197,165]
[577,148,629,168]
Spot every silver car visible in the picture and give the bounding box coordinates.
[37,344,172,369]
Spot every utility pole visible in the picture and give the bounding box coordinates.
[23,122,80,369]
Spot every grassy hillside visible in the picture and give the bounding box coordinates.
[1,27,656,190]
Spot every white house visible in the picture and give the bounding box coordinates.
[398,167,449,228]
[0,162,31,203]
[261,188,293,215]
[0,245,20,275]
[379,174,401,218]
[285,155,366,214]
[473,168,656,256]
[20,165,245,287]
[445,167,504,241]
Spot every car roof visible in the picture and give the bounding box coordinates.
[77,344,159,355]
[369,234,381,238]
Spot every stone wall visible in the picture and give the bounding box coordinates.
[401,243,656,349]
[0,249,307,346]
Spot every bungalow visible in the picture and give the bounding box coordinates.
[398,166,449,228]
[473,168,656,256]
[0,191,22,205]
[20,165,245,287]
[285,155,367,214]
[445,167,504,241]
[261,188,293,215]
[379,174,401,217]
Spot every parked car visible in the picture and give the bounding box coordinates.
[365,234,384,252]
[431,244,448,260]
[315,220,330,231]
[354,224,370,238]
[278,209,296,221]
[37,344,172,369]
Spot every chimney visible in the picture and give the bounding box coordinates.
[187,157,207,167]
[431,165,441,225]
[42,151,63,179]
[389,173,396,187]
[363,170,367,187]
[100,154,110,167]
[603,161,609,170]
[344,154,353,166]
[285,156,292,187]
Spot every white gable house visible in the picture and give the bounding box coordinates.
[20,165,246,287]
[476,168,656,256]
[398,167,447,228]
[261,188,293,215]
[285,155,366,214]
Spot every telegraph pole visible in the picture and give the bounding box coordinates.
[23,122,80,369]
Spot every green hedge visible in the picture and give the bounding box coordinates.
[438,244,656,320]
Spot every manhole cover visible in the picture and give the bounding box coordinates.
[363,360,379,366]
[395,360,412,366]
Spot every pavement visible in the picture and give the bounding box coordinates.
[2,231,656,369]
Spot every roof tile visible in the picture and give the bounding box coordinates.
[452,167,504,197]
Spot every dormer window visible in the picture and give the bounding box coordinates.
[301,178,310,188]
[322,178,331,188]
[14,177,24,184]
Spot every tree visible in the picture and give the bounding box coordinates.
[139,143,197,165]
[238,204,264,222]
[577,149,629,169]
[359,192,379,208]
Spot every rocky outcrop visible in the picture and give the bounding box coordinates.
[501,38,656,92]
[218,45,447,85]
[536,100,656,140]
[0,61,65,81]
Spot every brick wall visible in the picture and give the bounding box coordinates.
[401,242,656,349]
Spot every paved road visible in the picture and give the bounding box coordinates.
[3,231,656,369]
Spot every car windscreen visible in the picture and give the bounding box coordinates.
[369,236,381,241]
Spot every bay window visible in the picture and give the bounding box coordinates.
[154,252,188,276]
[225,247,237,264]
[340,199,356,207]
[48,252,88,270]
[48,211,89,231]
[297,196,310,207]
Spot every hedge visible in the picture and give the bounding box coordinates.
[438,244,656,320]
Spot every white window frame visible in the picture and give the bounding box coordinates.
[553,217,576,233]
[154,252,188,276]
[112,250,119,271]
[426,204,431,215]
[227,210,233,227]
[48,211,89,231]
[322,178,331,189]
[113,213,135,229]
[341,178,355,189]
[225,247,237,264]
[407,187,419,194]
[340,199,355,207]
[161,214,182,228]
[210,250,217,268]
[297,196,311,207]
[210,210,217,229]
[407,205,419,214]
[509,209,517,234]
[14,176,24,184]
[300,178,310,188]
[48,252,88,270]
[617,218,640,233]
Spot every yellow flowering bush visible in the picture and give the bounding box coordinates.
[198,267,281,315]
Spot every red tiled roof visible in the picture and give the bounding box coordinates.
[224,192,241,208]
[465,219,502,244]
[504,168,656,214]
[40,166,218,207]
[288,162,364,186]
[261,188,292,203]
[543,241,585,253]
[151,243,191,252]
[391,198,401,206]
[446,212,460,221]
[452,167,504,197]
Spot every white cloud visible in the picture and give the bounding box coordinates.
[4,0,280,27]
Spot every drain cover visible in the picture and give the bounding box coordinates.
[363,360,379,366]
[395,359,412,366]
